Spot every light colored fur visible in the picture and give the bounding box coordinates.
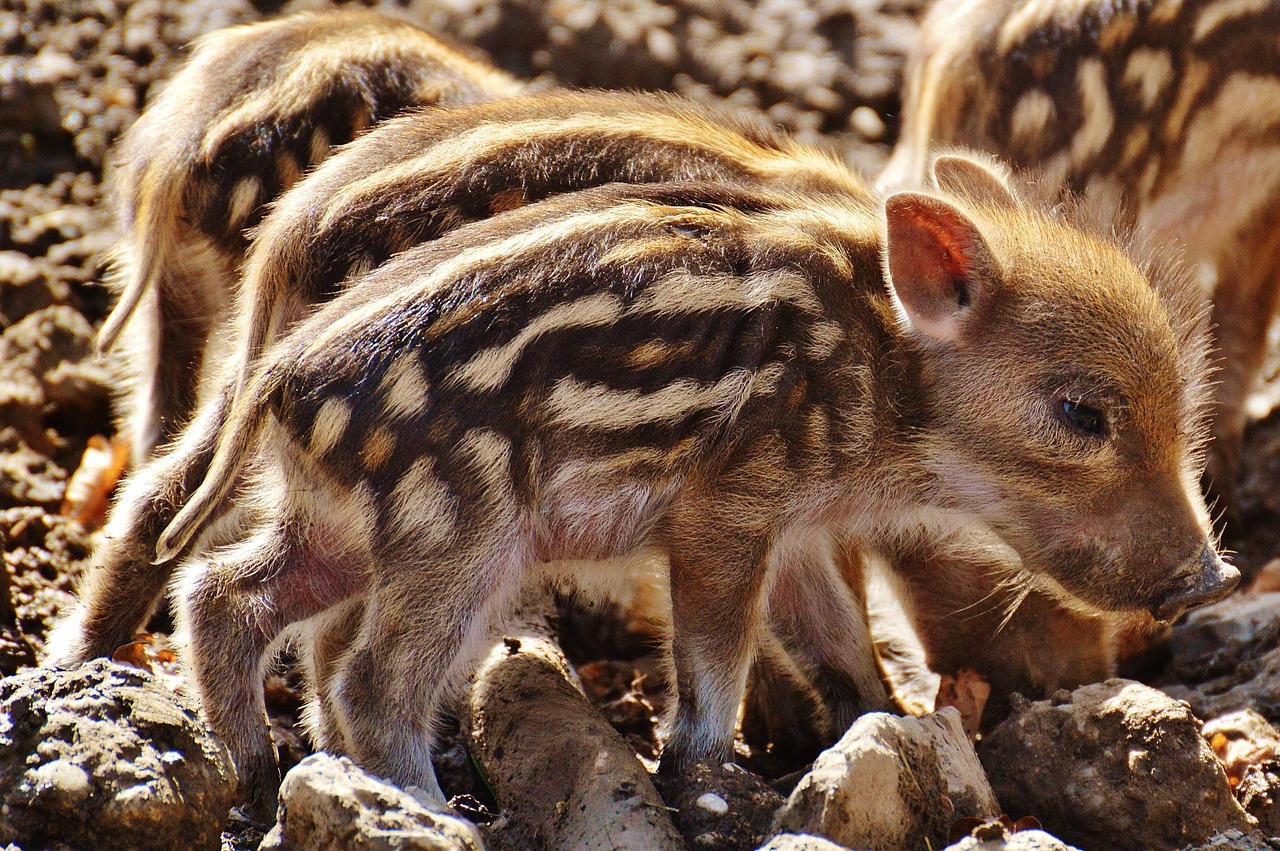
[162,162,1230,818]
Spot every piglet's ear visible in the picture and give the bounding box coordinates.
[931,153,1020,210]
[883,191,998,343]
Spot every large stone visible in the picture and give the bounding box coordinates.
[465,594,684,851]
[1162,593,1280,722]
[979,680,1253,851]
[942,829,1080,849]
[756,834,848,850]
[258,753,483,851]
[0,659,235,851]
[772,707,993,850]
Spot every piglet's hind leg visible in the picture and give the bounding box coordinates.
[330,539,524,803]
[179,519,368,823]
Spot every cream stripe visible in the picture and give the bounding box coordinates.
[380,353,432,419]
[1123,49,1173,112]
[627,267,824,318]
[310,398,351,454]
[297,202,671,362]
[546,362,786,432]
[388,456,457,547]
[324,111,856,220]
[449,293,624,392]
[226,176,261,230]
[1071,58,1114,164]
[1194,0,1273,41]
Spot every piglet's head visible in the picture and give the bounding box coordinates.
[883,153,1238,623]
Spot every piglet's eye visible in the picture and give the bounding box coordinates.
[1060,398,1107,438]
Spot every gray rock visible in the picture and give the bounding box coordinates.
[929,707,1000,819]
[772,708,987,850]
[465,592,683,851]
[0,659,236,851]
[258,753,483,851]
[979,680,1253,851]
[1179,829,1280,850]
[1163,593,1280,722]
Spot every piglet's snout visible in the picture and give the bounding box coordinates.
[1151,545,1240,623]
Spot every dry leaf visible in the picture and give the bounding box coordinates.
[936,668,991,739]
[61,434,130,529]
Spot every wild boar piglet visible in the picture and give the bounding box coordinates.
[46,89,869,669]
[884,0,1280,514]
[158,159,1236,817]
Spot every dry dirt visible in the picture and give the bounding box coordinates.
[4,0,1280,848]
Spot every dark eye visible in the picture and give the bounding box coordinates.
[1060,398,1108,438]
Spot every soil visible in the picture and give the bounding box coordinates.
[4,0,1280,848]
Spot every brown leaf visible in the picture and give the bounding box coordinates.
[936,668,991,739]
[61,434,130,530]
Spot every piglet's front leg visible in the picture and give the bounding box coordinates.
[658,498,773,779]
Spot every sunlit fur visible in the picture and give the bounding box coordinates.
[883,0,1280,512]
[160,159,1226,818]
[47,88,874,671]
[98,8,522,464]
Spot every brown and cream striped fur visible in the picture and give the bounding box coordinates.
[883,0,1280,514]
[99,8,523,464]
[159,157,1232,817]
[47,89,869,671]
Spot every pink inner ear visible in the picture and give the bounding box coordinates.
[914,210,973,290]
[885,192,992,341]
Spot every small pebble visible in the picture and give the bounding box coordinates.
[30,760,91,805]
[696,792,729,815]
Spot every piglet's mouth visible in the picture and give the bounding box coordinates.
[1150,546,1240,624]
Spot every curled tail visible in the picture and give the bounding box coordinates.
[155,374,274,563]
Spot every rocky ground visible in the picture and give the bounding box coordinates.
[4,0,1280,849]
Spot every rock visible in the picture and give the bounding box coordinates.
[0,659,235,851]
[1204,711,1280,837]
[0,431,67,510]
[1166,593,1280,671]
[0,305,111,417]
[772,707,994,850]
[258,753,483,851]
[929,707,1000,820]
[1178,829,1280,850]
[979,680,1253,851]
[1161,593,1280,722]
[756,834,848,850]
[465,592,684,851]
[2,506,89,661]
[0,543,34,674]
[1236,763,1280,839]
[944,824,1082,850]
[662,760,784,850]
